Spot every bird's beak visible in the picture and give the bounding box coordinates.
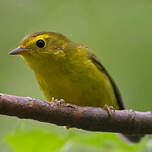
[9,47,31,55]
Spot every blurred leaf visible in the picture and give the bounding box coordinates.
[4,128,148,152]
[5,129,67,152]
[67,131,147,152]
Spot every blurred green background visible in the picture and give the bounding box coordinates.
[0,0,152,151]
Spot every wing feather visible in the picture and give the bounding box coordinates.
[91,55,124,110]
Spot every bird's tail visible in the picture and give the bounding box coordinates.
[118,133,145,144]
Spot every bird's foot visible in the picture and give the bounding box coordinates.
[103,104,114,116]
[51,97,65,105]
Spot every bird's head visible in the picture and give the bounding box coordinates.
[9,32,75,71]
[9,32,71,57]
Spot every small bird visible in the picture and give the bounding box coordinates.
[9,32,143,143]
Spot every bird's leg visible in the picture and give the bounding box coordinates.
[103,104,114,116]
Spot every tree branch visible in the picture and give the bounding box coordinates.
[0,93,151,135]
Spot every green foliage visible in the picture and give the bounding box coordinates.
[67,131,147,152]
[5,129,67,152]
[5,128,148,152]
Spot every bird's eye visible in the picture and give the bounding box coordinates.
[36,39,45,48]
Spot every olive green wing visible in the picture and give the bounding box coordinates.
[91,55,145,143]
[91,54,124,110]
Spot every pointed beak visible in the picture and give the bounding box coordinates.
[9,47,31,55]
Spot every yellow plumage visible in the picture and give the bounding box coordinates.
[9,32,144,143]
[16,32,122,109]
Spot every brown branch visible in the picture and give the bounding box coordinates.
[0,93,151,135]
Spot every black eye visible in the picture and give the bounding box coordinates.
[36,39,45,48]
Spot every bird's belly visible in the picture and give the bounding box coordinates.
[37,73,119,109]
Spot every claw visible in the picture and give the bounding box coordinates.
[59,99,65,104]
[104,104,114,116]
[51,97,65,105]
